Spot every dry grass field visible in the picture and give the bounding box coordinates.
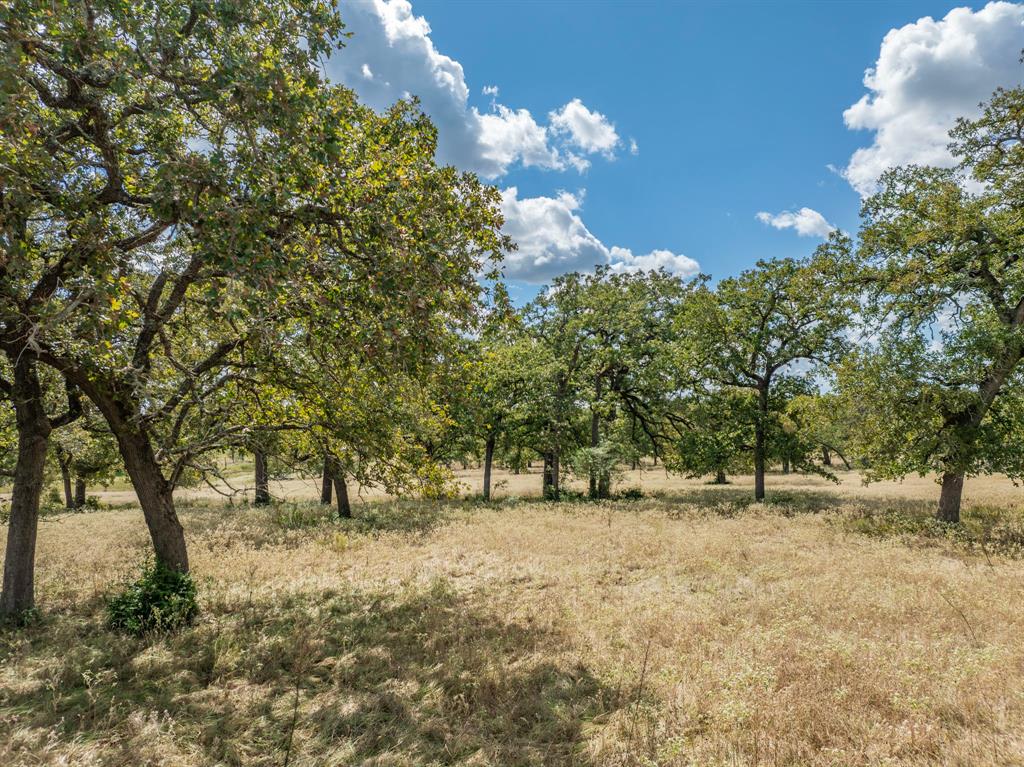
[3,468,1024,766]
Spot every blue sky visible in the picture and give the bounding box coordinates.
[331,1,1024,303]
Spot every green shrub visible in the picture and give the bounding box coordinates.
[107,561,198,635]
[271,502,330,530]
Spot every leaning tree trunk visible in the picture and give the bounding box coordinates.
[74,478,86,509]
[482,434,495,501]
[253,449,270,506]
[0,360,53,619]
[114,428,189,572]
[334,472,351,519]
[937,471,965,524]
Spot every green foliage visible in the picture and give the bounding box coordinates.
[844,83,1024,492]
[0,0,508,574]
[673,246,856,495]
[568,442,625,486]
[107,561,197,635]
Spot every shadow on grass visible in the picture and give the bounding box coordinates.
[1,580,614,766]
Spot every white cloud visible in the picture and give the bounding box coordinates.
[477,105,564,172]
[500,188,699,282]
[608,247,699,276]
[756,208,836,237]
[331,1,679,284]
[843,1,1024,197]
[629,138,639,156]
[329,0,631,179]
[549,98,620,156]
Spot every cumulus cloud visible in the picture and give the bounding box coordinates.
[477,105,563,173]
[842,1,1024,197]
[329,0,629,179]
[608,247,700,276]
[756,207,836,237]
[331,1,684,283]
[500,188,699,282]
[549,98,620,156]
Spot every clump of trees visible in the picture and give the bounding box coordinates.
[2,0,1022,621]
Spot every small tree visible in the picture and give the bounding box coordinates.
[675,242,856,500]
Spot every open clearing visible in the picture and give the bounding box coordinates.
[3,469,1024,766]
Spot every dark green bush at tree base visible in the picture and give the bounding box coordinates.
[107,561,198,635]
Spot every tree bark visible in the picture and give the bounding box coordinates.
[551,450,560,501]
[542,451,560,500]
[714,468,727,485]
[821,446,832,467]
[0,359,53,619]
[59,456,74,510]
[754,386,768,502]
[113,427,189,572]
[320,457,333,505]
[334,472,351,519]
[253,448,270,506]
[937,471,965,524]
[589,378,601,499]
[482,434,495,501]
[74,478,86,508]
[782,456,790,475]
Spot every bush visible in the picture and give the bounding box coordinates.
[107,561,198,635]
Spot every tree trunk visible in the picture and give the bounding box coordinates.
[821,446,832,467]
[334,472,351,519]
[542,451,560,500]
[320,458,333,505]
[253,449,270,506]
[714,468,727,485]
[754,386,768,502]
[551,450,560,501]
[937,471,965,524]
[115,428,189,572]
[782,456,790,474]
[59,457,74,510]
[589,378,601,499]
[482,434,495,501]
[74,478,86,508]
[0,359,53,619]
[542,453,553,499]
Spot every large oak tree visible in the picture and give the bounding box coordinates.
[0,0,505,616]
